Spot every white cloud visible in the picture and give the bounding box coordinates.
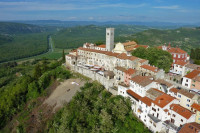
[0,1,146,11]
[153,5,179,9]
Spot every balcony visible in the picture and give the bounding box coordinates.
[148,114,161,123]
[162,120,180,132]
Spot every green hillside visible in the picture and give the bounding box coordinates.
[0,22,57,63]
[0,33,49,63]
[131,27,200,53]
[0,22,51,34]
[52,25,149,49]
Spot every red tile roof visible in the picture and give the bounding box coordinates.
[126,89,142,101]
[185,70,200,79]
[175,60,188,66]
[97,44,106,48]
[169,88,179,93]
[123,41,137,46]
[168,47,187,54]
[139,59,148,63]
[179,122,200,133]
[191,103,200,112]
[124,68,136,75]
[153,94,175,108]
[131,76,154,87]
[170,104,194,119]
[164,109,169,112]
[140,97,153,106]
[141,65,158,72]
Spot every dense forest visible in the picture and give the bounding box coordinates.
[132,47,173,72]
[46,82,150,133]
[0,59,71,129]
[52,25,149,49]
[130,27,200,53]
[190,48,200,65]
[0,33,49,63]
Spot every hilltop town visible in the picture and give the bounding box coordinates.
[66,28,200,133]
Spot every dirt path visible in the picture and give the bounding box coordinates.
[21,78,86,133]
[44,78,85,111]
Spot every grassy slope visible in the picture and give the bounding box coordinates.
[52,25,149,49]
[131,27,200,53]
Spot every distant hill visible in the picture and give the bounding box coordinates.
[0,22,56,34]
[52,25,149,49]
[131,27,200,53]
[13,20,200,29]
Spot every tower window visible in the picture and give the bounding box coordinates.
[107,33,109,35]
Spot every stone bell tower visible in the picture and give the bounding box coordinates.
[106,28,114,51]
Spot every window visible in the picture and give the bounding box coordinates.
[181,119,183,122]
[178,55,180,58]
[187,99,190,102]
[185,84,188,86]
[107,33,109,35]
[152,107,156,112]
[174,54,176,57]
[186,79,188,82]
[173,114,176,117]
[186,104,189,107]
[178,95,181,98]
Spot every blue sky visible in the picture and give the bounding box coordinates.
[0,0,200,23]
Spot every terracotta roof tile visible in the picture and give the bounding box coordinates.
[140,97,153,106]
[131,76,153,87]
[139,59,148,63]
[170,104,194,119]
[124,68,136,75]
[168,47,187,54]
[178,89,195,99]
[169,88,179,93]
[127,89,142,101]
[141,65,158,72]
[185,70,200,79]
[179,122,200,133]
[164,109,169,112]
[96,44,106,48]
[153,93,175,108]
[123,41,137,46]
[191,103,200,112]
[175,60,188,66]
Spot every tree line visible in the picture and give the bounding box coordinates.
[132,47,173,72]
[190,48,200,65]
[46,82,150,133]
[0,60,71,129]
